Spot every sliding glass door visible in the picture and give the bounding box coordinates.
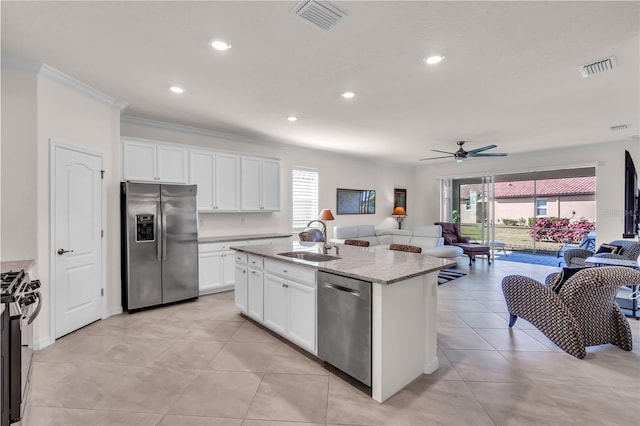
[442,167,596,258]
[442,176,497,252]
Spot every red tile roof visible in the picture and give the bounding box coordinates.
[460,176,595,199]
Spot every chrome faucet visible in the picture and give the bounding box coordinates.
[307,219,332,254]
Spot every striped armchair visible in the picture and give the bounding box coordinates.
[502,266,640,359]
[564,240,640,268]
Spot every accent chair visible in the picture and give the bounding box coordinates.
[564,239,640,268]
[502,266,640,359]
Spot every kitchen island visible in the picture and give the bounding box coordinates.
[232,241,455,403]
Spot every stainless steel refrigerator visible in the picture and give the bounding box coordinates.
[121,182,199,311]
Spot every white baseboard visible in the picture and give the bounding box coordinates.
[34,337,54,351]
[105,306,123,318]
[424,356,439,374]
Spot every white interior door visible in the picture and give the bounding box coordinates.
[54,145,102,338]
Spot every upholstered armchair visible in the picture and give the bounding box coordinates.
[564,240,640,268]
[502,266,640,359]
[434,222,491,266]
[434,222,472,245]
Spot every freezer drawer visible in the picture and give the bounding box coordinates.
[317,271,372,386]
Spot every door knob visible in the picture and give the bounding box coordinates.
[57,248,74,255]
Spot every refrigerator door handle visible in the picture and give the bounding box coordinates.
[156,200,162,261]
[161,201,167,260]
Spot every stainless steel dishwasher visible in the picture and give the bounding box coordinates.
[317,271,372,386]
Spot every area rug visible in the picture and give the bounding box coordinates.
[438,269,466,285]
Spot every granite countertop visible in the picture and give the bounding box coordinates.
[199,233,292,244]
[231,242,456,285]
[1,259,35,274]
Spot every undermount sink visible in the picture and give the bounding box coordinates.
[277,251,341,262]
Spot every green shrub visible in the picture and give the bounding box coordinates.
[451,210,460,223]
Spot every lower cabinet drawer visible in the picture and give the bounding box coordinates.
[234,252,248,265]
[264,259,316,287]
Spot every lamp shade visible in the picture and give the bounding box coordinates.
[318,209,335,221]
[392,206,406,216]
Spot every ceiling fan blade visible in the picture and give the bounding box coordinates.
[430,149,456,155]
[469,153,508,157]
[419,155,452,161]
[466,144,497,155]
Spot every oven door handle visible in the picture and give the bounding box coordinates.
[27,291,42,325]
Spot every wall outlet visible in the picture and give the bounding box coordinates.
[240,217,246,226]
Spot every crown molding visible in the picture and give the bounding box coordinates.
[121,115,267,146]
[1,53,42,73]
[38,64,128,110]
[2,53,128,111]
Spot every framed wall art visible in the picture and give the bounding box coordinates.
[336,188,376,214]
[394,188,407,211]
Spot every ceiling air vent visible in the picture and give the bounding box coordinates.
[579,56,617,78]
[610,124,629,132]
[292,0,346,31]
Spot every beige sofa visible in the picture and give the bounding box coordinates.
[329,224,463,260]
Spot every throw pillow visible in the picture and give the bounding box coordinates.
[549,267,582,294]
[595,243,624,255]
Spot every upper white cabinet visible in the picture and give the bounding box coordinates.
[241,157,280,212]
[123,139,188,184]
[122,138,280,212]
[190,150,239,212]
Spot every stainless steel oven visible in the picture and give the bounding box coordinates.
[1,303,9,426]
[1,270,41,424]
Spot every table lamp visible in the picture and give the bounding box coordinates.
[392,206,407,229]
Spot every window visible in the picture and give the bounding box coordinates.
[536,199,547,216]
[292,167,319,230]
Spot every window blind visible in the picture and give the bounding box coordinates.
[292,167,319,230]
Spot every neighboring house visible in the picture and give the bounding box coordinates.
[459,176,596,224]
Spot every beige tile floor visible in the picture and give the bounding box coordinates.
[21,260,640,426]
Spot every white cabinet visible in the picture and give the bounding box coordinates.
[234,255,248,313]
[263,274,288,335]
[190,150,239,212]
[263,259,316,354]
[122,138,280,213]
[122,139,188,183]
[199,242,236,295]
[247,255,264,321]
[287,281,317,351]
[240,157,280,211]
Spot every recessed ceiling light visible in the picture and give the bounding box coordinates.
[287,116,298,122]
[169,86,184,94]
[209,40,231,51]
[424,55,445,65]
[341,91,355,99]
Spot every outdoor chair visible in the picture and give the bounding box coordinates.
[556,231,596,266]
[502,266,640,359]
[564,239,640,268]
